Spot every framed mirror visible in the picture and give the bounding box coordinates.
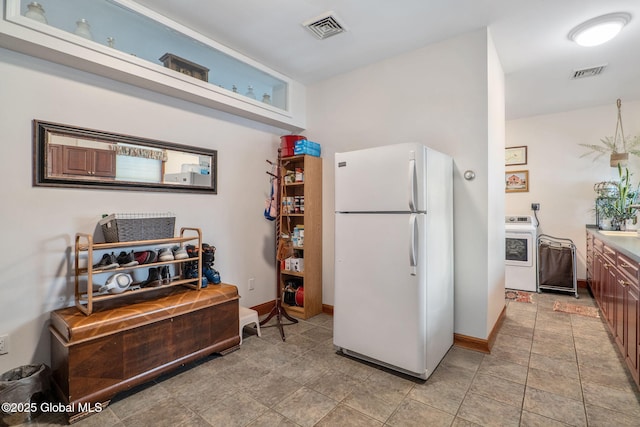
[33,120,217,193]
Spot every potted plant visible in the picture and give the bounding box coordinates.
[579,99,640,167]
[612,164,639,230]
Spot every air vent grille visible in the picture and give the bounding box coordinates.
[302,12,346,40]
[571,65,607,79]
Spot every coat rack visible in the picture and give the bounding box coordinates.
[261,148,298,340]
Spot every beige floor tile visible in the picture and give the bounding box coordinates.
[585,402,640,426]
[242,370,303,408]
[386,398,454,427]
[523,386,586,427]
[581,381,640,417]
[468,373,525,407]
[519,410,572,426]
[530,339,576,362]
[478,354,529,384]
[273,387,338,427]
[528,352,580,379]
[305,369,361,401]
[526,367,583,401]
[341,383,402,422]
[315,404,383,427]
[441,346,485,373]
[198,391,269,427]
[120,397,209,427]
[407,364,474,415]
[246,409,299,427]
[457,392,522,427]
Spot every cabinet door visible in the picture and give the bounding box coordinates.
[614,270,627,349]
[592,252,602,299]
[93,149,116,178]
[604,262,616,325]
[626,284,639,378]
[62,146,92,176]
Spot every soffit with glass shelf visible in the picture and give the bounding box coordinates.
[1,0,305,131]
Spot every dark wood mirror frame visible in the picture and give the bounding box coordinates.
[33,120,217,193]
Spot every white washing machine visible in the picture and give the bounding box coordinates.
[505,216,537,292]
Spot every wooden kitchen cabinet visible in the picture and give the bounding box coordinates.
[586,229,640,386]
[57,145,116,178]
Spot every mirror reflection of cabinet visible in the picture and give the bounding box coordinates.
[35,120,217,193]
[57,145,116,178]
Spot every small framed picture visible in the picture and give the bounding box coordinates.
[505,146,527,166]
[505,170,529,193]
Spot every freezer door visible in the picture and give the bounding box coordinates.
[334,212,427,376]
[335,143,426,212]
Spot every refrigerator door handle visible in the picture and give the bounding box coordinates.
[409,214,418,275]
[408,152,417,212]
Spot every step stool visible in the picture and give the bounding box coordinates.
[238,306,261,344]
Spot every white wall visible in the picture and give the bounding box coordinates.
[306,28,505,340]
[506,100,640,279]
[0,47,282,373]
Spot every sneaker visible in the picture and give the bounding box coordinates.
[145,250,158,264]
[93,252,119,270]
[172,246,189,260]
[117,250,139,267]
[158,248,174,262]
[134,251,149,265]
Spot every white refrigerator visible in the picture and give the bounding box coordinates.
[333,142,453,380]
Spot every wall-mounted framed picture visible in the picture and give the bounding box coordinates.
[505,146,527,166]
[505,170,529,193]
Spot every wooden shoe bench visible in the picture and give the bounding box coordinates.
[49,283,240,422]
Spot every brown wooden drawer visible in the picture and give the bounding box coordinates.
[617,253,640,286]
[603,244,617,263]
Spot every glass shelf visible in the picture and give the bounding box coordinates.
[2,0,305,130]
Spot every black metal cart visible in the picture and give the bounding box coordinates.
[536,234,578,298]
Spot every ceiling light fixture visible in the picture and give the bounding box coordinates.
[568,12,631,47]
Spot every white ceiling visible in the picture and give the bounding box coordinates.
[134,0,640,120]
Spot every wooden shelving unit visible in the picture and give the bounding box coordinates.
[74,227,202,315]
[279,155,322,319]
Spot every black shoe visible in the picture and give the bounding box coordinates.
[145,250,158,264]
[141,267,161,288]
[159,265,171,284]
[202,244,215,266]
[117,250,139,267]
[93,252,119,270]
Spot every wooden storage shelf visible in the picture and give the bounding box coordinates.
[75,227,203,315]
[279,154,322,319]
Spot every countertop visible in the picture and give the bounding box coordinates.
[587,226,640,263]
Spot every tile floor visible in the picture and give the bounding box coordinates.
[18,288,640,426]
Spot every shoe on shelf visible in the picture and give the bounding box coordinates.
[172,246,189,260]
[158,247,174,262]
[117,250,139,267]
[186,244,199,259]
[140,267,161,288]
[145,250,158,264]
[159,265,172,284]
[134,251,149,265]
[93,252,119,270]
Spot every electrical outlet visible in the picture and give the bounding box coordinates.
[531,203,540,211]
[0,334,8,355]
[248,278,255,291]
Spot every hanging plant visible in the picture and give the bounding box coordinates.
[579,99,640,167]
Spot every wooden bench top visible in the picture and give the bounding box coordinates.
[51,283,238,344]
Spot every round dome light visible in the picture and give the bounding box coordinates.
[568,12,631,47]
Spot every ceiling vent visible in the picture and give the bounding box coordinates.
[571,64,607,79]
[302,11,347,40]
